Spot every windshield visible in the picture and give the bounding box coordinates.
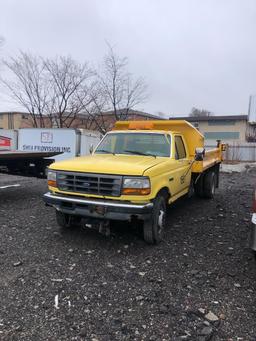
[95,132,171,157]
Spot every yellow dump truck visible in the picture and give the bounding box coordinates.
[43,120,224,244]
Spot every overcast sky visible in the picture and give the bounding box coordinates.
[0,0,256,116]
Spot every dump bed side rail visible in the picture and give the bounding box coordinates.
[192,145,223,173]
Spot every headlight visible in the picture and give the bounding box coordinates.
[122,177,151,195]
[47,170,57,187]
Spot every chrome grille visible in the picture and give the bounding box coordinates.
[57,172,122,197]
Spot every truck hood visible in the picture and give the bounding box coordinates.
[50,154,167,176]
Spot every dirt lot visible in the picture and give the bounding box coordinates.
[0,170,255,341]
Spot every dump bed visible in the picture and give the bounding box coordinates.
[114,120,223,173]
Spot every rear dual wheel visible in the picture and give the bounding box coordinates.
[194,170,216,199]
[203,171,216,199]
[143,194,167,244]
[194,174,204,197]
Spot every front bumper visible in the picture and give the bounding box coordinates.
[250,213,256,251]
[43,192,153,221]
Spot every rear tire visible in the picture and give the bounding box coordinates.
[203,171,216,199]
[143,194,167,244]
[194,174,204,197]
[56,211,80,229]
[187,179,195,198]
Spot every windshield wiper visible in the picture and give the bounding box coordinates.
[124,150,156,158]
[95,149,115,155]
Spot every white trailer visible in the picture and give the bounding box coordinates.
[0,128,101,178]
[0,130,18,150]
[17,128,101,161]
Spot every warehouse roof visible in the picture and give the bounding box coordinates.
[169,115,248,122]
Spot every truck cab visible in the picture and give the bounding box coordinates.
[44,120,223,244]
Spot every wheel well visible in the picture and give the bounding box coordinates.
[193,163,220,182]
[156,187,170,202]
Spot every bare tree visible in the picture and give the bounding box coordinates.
[1,52,94,128]
[77,46,148,134]
[1,47,148,131]
[96,45,148,122]
[1,52,48,127]
[189,107,213,117]
[44,56,94,128]
[81,82,110,134]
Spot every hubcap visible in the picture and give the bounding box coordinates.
[211,179,215,195]
[158,210,164,228]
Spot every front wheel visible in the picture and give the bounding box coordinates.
[143,194,167,244]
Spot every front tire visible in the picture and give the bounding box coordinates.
[143,194,167,244]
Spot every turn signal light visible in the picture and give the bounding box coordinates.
[48,180,57,187]
[122,188,151,195]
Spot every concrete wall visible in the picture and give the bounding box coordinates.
[195,119,247,144]
[0,113,25,129]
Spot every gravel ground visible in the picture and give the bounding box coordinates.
[0,170,255,341]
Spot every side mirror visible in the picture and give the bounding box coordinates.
[89,144,94,154]
[195,147,205,161]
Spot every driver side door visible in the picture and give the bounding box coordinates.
[172,135,191,194]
